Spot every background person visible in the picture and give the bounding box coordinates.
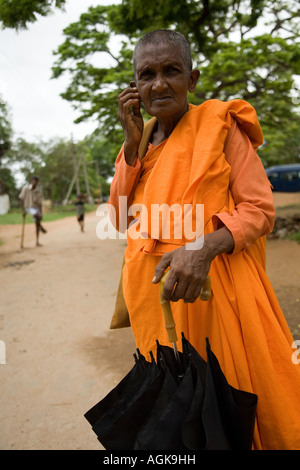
[19,175,46,247]
[73,193,86,232]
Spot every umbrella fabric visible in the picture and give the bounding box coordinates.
[133,338,209,450]
[133,361,195,450]
[203,337,258,450]
[180,336,208,449]
[134,335,258,450]
[84,335,258,450]
[182,335,257,450]
[84,349,149,427]
[155,340,185,384]
[133,343,190,450]
[84,351,165,450]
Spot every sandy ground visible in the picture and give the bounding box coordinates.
[0,193,300,450]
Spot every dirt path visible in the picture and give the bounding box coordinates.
[0,195,299,450]
[0,211,136,450]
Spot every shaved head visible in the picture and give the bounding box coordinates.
[133,29,193,76]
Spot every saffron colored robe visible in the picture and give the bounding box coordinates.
[109,100,300,450]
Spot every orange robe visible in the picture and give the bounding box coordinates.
[109,100,300,450]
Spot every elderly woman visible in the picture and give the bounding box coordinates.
[108,29,300,450]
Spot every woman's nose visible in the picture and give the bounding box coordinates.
[152,73,167,90]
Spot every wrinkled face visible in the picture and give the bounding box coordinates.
[135,41,199,121]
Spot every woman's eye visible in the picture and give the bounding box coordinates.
[139,70,154,79]
[166,67,180,74]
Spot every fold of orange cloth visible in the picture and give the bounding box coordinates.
[130,100,263,254]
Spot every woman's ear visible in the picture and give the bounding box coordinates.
[188,69,200,92]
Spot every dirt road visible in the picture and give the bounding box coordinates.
[0,210,136,450]
[0,195,299,450]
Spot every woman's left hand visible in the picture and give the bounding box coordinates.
[152,227,234,303]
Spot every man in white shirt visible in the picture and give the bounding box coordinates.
[19,176,47,246]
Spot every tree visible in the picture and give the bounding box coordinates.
[7,137,78,202]
[52,0,300,166]
[83,132,119,181]
[6,134,115,203]
[0,167,18,203]
[0,0,66,30]
[83,133,119,199]
[0,96,15,197]
[7,137,46,178]
[191,35,300,166]
[52,5,134,147]
[0,97,12,164]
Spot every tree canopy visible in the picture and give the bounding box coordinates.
[5,135,115,203]
[52,0,300,166]
[0,97,12,162]
[0,0,66,30]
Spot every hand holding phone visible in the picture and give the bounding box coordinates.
[118,81,144,165]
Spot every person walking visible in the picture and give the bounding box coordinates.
[19,175,46,247]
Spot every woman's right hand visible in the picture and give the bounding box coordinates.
[118,82,144,165]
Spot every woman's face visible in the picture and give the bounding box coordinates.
[134,41,199,122]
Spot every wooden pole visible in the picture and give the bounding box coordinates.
[71,135,81,196]
[20,214,26,248]
[94,161,103,203]
[82,155,94,204]
[62,152,84,205]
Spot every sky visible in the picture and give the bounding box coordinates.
[0,0,120,145]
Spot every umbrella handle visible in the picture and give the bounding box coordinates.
[159,271,178,343]
[159,271,212,344]
[200,276,211,301]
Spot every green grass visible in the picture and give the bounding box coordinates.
[289,231,300,244]
[0,205,97,225]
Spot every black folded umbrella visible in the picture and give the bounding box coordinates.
[84,347,149,428]
[133,340,196,450]
[84,349,165,450]
[132,334,257,450]
[203,337,258,450]
[84,272,258,450]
